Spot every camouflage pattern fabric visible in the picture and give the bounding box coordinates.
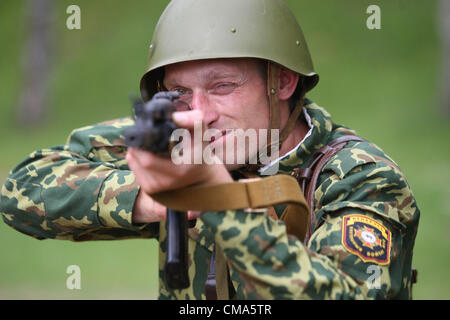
[0,101,420,299]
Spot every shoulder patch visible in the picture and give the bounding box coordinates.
[341,214,391,265]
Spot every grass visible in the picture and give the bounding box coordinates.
[0,0,449,299]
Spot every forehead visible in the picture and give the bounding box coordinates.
[163,58,265,85]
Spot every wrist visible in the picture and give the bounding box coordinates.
[132,189,154,224]
[132,189,168,224]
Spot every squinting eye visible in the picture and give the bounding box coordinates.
[175,88,188,96]
[214,83,236,94]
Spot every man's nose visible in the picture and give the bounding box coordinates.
[191,90,219,126]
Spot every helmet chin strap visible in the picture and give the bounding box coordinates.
[267,61,281,154]
[266,62,306,154]
[244,62,305,173]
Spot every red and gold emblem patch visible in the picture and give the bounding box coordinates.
[341,214,391,265]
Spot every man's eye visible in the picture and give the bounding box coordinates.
[213,83,236,94]
[175,88,188,95]
[217,83,233,88]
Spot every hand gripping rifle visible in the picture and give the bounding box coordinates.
[124,91,190,289]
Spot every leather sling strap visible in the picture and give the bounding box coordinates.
[206,245,231,300]
[205,245,218,299]
[151,174,309,241]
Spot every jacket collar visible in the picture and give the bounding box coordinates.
[260,100,334,175]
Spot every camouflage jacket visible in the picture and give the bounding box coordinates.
[0,101,420,299]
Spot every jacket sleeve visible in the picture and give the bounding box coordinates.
[0,118,159,241]
[199,147,420,299]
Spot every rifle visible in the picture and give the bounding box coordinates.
[124,91,190,289]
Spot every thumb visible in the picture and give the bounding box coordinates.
[172,110,204,129]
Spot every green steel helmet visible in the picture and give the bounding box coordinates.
[140,0,319,100]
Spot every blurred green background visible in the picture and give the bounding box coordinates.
[0,0,448,299]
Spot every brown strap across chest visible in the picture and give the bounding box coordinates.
[292,135,365,243]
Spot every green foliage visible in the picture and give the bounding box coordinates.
[0,0,448,299]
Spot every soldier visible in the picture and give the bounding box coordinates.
[0,0,419,299]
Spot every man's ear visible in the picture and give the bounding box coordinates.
[278,68,300,101]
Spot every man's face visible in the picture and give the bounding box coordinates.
[163,58,271,169]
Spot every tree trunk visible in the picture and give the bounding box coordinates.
[439,0,450,116]
[16,0,53,126]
